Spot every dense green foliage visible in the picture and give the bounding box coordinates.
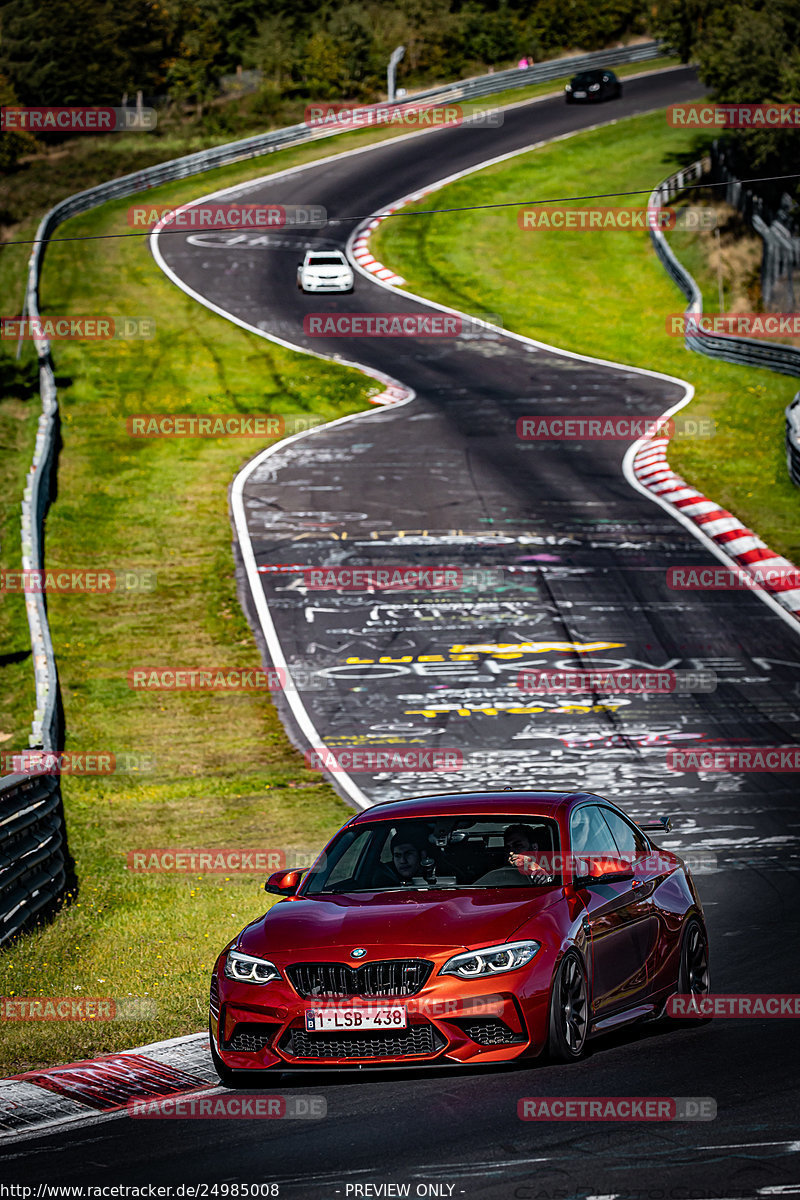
[654,0,800,206]
[0,0,651,111]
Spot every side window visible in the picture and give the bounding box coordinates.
[600,808,649,855]
[570,805,618,856]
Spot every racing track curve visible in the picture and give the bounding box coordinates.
[5,66,800,1200]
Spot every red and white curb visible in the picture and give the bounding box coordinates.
[0,1032,213,1141]
[351,210,406,287]
[367,380,411,406]
[632,434,800,619]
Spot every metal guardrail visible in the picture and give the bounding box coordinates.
[219,42,665,106]
[649,161,800,378]
[710,141,799,310]
[404,40,664,105]
[0,774,69,946]
[0,38,667,946]
[649,161,800,490]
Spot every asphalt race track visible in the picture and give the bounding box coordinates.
[4,65,800,1199]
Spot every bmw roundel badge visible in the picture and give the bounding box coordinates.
[350,947,367,959]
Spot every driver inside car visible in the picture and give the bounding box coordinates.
[372,830,432,887]
[390,836,424,883]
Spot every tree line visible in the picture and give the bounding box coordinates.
[0,0,649,109]
[0,0,797,205]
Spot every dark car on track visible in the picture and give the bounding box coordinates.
[209,790,709,1083]
[565,69,622,103]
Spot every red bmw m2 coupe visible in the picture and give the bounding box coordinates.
[209,790,710,1082]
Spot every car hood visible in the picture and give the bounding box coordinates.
[236,887,563,959]
[304,266,349,275]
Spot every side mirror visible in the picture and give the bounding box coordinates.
[638,815,672,834]
[576,857,634,884]
[265,868,306,896]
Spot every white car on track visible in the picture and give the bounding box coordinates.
[297,249,354,293]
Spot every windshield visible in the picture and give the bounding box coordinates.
[307,254,346,265]
[303,815,561,894]
[572,72,602,85]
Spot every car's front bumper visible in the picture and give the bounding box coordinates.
[299,277,353,292]
[211,958,553,1072]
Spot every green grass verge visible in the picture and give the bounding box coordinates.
[0,136,393,1075]
[372,109,800,563]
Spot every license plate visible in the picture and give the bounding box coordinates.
[304,1006,407,1031]
[574,91,586,98]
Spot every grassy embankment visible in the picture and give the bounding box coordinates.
[0,132,379,1076]
[372,109,800,562]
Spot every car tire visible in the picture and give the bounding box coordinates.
[675,916,711,1024]
[547,949,589,1062]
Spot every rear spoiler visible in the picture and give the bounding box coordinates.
[637,816,672,834]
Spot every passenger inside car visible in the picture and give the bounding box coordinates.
[472,822,555,886]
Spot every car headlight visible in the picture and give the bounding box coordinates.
[440,940,540,979]
[589,84,600,92]
[565,84,572,91]
[224,949,282,984]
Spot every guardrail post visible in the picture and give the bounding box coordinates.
[786,392,800,487]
